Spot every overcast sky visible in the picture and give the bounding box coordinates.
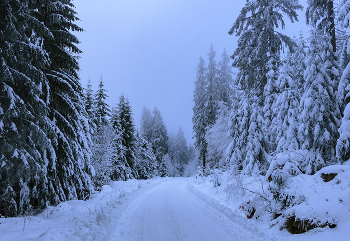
[74,0,308,144]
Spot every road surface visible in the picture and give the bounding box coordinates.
[111,178,272,241]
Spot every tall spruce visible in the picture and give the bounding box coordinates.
[37,0,93,206]
[193,56,208,170]
[336,0,350,164]
[0,0,52,217]
[1,0,93,216]
[117,94,136,170]
[84,78,95,122]
[151,107,169,163]
[306,0,336,52]
[218,49,234,107]
[298,31,340,174]
[95,75,110,128]
[229,0,302,93]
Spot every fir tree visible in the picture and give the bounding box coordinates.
[151,107,169,163]
[134,132,157,179]
[140,107,153,143]
[298,31,341,174]
[84,78,95,122]
[193,56,208,170]
[117,94,136,170]
[229,0,302,92]
[206,44,220,127]
[218,49,234,107]
[173,127,190,175]
[0,0,53,216]
[94,75,110,128]
[306,0,336,52]
[336,0,350,164]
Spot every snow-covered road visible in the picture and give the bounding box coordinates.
[111,178,273,241]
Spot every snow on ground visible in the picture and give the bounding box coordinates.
[0,178,166,241]
[189,165,350,241]
[1,169,349,241]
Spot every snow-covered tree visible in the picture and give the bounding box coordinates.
[109,107,133,181]
[298,31,341,174]
[206,44,220,127]
[206,104,231,169]
[116,94,136,171]
[0,0,54,217]
[94,75,110,128]
[193,56,208,170]
[84,78,95,122]
[140,107,153,143]
[218,49,234,107]
[151,107,169,163]
[134,133,157,179]
[228,93,269,175]
[336,0,350,164]
[306,0,336,52]
[172,127,190,175]
[229,0,302,92]
[41,0,94,206]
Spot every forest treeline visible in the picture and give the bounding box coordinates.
[85,76,197,189]
[0,0,195,218]
[193,0,350,228]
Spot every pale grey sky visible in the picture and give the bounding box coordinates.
[74,0,308,144]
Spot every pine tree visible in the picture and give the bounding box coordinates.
[134,132,157,179]
[37,0,93,207]
[298,31,341,174]
[140,107,153,143]
[336,0,350,164]
[1,0,93,216]
[218,49,234,107]
[117,94,136,171]
[306,0,336,52]
[206,103,230,169]
[193,56,208,170]
[151,107,169,163]
[206,44,220,127]
[94,75,110,128]
[173,127,190,175]
[0,0,53,216]
[109,106,133,181]
[229,0,302,93]
[84,78,95,122]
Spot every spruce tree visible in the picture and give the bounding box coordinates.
[151,107,169,163]
[0,0,53,216]
[109,107,133,181]
[336,0,350,164]
[140,107,153,143]
[193,56,208,170]
[229,0,302,93]
[206,44,220,127]
[306,0,336,52]
[84,78,95,123]
[298,31,341,174]
[36,0,93,206]
[218,49,234,107]
[94,75,110,128]
[117,94,136,170]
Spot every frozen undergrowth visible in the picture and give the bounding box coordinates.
[0,178,166,241]
[189,164,350,241]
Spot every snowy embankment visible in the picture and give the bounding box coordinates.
[189,165,350,241]
[0,178,166,241]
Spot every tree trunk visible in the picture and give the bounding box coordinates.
[327,0,336,52]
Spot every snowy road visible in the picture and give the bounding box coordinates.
[111,178,273,241]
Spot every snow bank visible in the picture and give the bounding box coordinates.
[0,178,166,241]
[190,165,350,241]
